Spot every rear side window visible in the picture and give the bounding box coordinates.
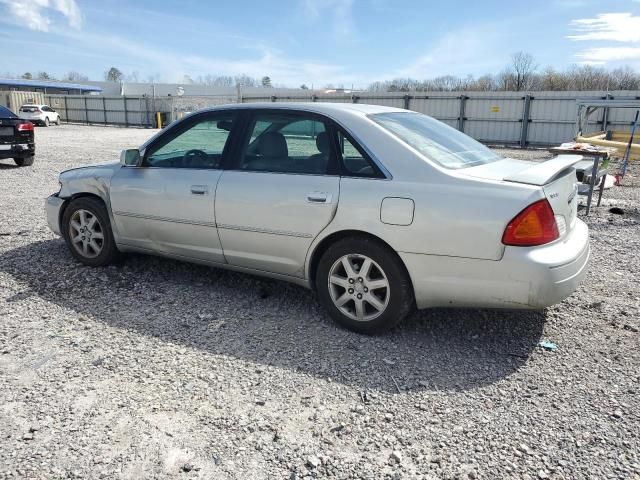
[0,106,17,118]
[238,112,335,175]
[336,129,383,178]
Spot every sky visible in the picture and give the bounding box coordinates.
[1,0,640,88]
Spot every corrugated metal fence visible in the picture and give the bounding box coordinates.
[44,90,640,147]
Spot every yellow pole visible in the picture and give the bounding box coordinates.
[156,112,162,129]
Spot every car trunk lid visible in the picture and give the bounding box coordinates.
[0,119,18,145]
[462,155,582,237]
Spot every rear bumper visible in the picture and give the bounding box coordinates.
[0,143,35,159]
[45,194,65,236]
[401,219,590,309]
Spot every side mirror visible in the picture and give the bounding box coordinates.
[120,149,141,166]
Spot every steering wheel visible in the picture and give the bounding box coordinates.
[182,149,208,167]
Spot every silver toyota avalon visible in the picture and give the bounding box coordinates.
[45,103,589,333]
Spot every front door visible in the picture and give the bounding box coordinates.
[215,111,340,277]
[110,111,237,262]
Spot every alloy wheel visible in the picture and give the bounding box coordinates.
[328,253,390,322]
[69,209,104,258]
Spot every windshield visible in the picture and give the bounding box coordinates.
[370,112,501,169]
[0,106,17,118]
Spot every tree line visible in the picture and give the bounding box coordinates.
[367,52,640,92]
[4,68,275,88]
[5,53,640,92]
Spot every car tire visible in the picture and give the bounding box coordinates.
[43,117,49,127]
[55,117,60,125]
[315,236,414,334]
[61,197,121,267]
[14,156,34,167]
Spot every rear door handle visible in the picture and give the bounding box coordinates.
[191,185,209,195]
[306,192,331,203]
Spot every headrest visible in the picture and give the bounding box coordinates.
[258,132,288,158]
[315,131,329,154]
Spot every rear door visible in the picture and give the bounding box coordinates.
[215,110,340,277]
[110,111,237,262]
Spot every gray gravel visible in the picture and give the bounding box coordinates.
[0,124,639,479]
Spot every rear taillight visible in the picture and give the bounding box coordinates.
[17,122,34,132]
[502,199,559,246]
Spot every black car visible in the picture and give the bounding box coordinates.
[0,105,35,167]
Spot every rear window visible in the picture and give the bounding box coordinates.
[20,106,39,113]
[0,106,17,118]
[370,112,501,169]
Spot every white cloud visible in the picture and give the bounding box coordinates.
[303,0,355,38]
[0,0,81,32]
[57,30,360,87]
[575,46,640,62]
[388,26,506,80]
[568,12,640,65]
[568,13,640,42]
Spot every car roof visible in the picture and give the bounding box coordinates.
[201,102,407,116]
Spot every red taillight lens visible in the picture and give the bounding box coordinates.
[502,199,559,246]
[17,122,34,132]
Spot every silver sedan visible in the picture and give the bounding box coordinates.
[46,103,589,333]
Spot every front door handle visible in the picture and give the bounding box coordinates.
[191,185,209,195]
[307,192,331,203]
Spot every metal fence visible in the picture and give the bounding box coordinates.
[45,95,155,127]
[44,90,640,146]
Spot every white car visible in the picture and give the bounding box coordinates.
[45,103,589,334]
[18,104,60,127]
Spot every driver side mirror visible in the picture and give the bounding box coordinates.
[120,149,141,167]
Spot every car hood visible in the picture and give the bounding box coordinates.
[60,161,120,181]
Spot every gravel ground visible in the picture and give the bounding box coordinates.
[0,125,639,480]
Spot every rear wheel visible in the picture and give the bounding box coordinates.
[43,117,50,127]
[14,156,34,167]
[61,197,120,266]
[315,236,414,334]
[55,116,60,125]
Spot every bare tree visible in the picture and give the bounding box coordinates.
[22,72,33,80]
[37,71,54,80]
[105,67,123,82]
[261,76,272,88]
[474,74,497,91]
[234,74,258,87]
[508,51,537,91]
[610,66,640,90]
[61,71,88,82]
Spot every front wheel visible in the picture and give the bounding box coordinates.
[315,236,414,334]
[14,156,34,167]
[61,197,120,266]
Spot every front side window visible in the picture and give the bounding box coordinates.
[370,112,501,169]
[145,113,235,169]
[238,113,333,174]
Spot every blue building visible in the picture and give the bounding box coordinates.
[0,78,103,95]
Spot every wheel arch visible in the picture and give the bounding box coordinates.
[307,229,414,293]
[58,192,108,233]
